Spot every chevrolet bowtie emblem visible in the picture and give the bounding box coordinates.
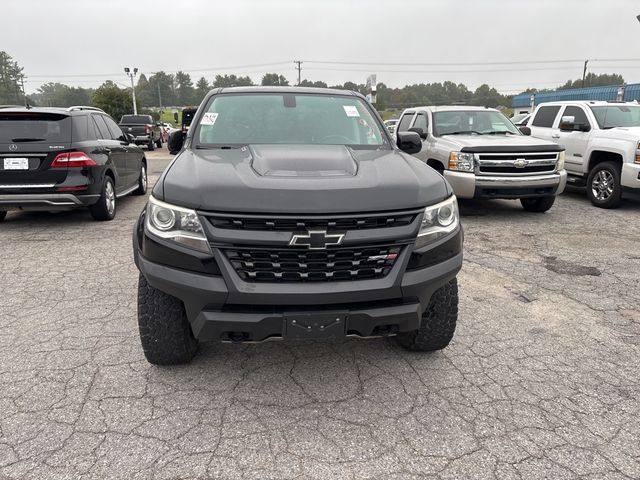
[289,230,344,249]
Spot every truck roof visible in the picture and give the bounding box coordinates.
[533,100,640,107]
[402,105,500,114]
[214,86,361,97]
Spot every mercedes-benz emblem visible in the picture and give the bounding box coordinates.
[289,230,344,250]
[9,144,18,151]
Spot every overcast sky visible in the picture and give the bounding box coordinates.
[4,0,640,95]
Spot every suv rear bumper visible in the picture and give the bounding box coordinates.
[133,227,463,342]
[444,170,567,199]
[0,193,99,211]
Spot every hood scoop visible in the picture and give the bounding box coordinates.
[250,144,358,177]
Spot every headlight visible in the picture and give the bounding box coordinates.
[557,151,565,171]
[145,195,210,253]
[448,152,475,171]
[416,195,459,248]
[635,141,640,164]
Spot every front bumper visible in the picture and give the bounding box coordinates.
[0,193,99,211]
[133,219,463,342]
[444,170,567,199]
[621,163,640,190]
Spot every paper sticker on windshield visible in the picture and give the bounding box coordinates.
[201,112,218,125]
[343,105,360,117]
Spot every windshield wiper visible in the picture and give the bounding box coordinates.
[443,130,483,135]
[195,144,246,149]
[11,137,46,142]
[485,131,516,135]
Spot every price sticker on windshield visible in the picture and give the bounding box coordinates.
[343,105,360,117]
[201,112,219,126]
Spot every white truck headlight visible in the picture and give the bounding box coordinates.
[448,152,475,171]
[416,195,459,247]
[145,195,210,253]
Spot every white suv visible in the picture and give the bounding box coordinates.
[526,101,640,208]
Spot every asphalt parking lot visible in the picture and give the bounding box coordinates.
[0,149,639,480]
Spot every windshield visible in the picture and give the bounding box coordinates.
[590,105,640,129]
[511,113,528,123]
[120,115,151,124]
[0,112,72,143]
[433,110,520,136]
[194,93,387,148]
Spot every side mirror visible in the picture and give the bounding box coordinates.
[519,126,531,136]
[168,130,185,154]
[173,112,179,123]
[408,127,427,140]
[559,116,590,132]
[396,131,422,154]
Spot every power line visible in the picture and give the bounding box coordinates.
[304,58,640,67]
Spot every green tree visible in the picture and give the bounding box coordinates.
[175,71,195,106]
[135,73,155,107]
[0,51,25,105]
[299,79,328,88]
[146,71,175,107]
[213,74,253,87]
[261,73,289,86]
[558,72,624,90]
[92,81,134,121]
[194,76,210,104]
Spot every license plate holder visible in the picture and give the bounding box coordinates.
[3,158,29,170]
[284,313,347,339]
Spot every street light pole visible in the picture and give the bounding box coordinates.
[124,67,138,115]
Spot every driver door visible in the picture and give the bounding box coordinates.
[556,105,592,175]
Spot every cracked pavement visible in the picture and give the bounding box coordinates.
[0,150,639,479]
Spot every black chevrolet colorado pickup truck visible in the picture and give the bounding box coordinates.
[120,114,162,151]
[133,87,463,365]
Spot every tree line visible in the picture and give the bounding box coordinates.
[0,50,630,121]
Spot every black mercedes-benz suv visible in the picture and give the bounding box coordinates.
[0,106,147,221]
[133,87,463,365]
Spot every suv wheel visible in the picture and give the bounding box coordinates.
[137,274,198,365]
[147,138,155,151]
[155,137,163,148]
[89,176,116,221]
[587,161,622,208]
[520,195,555,213]
[133,162,147,195]
[396,279,458,352]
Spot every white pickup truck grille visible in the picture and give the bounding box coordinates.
[476,152,558,176]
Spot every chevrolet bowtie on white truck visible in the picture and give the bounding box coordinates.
[526,101,640,208]
[396,106,567,213]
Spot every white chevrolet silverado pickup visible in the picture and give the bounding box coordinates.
[397,106,567,212]
[526,101,640,208]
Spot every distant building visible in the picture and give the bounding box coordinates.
[512,84,640,113]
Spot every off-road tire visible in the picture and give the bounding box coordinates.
[137,274,198,365]
[0,211,7,222]
[586,161,623,209]
[520,195,556,213]
[133,161,147,195]
[155,138,162,148]
[396,279,458,352]
[89,176,116,221]
[147,138,155,151]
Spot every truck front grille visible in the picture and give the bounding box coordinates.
[223,245,402,282]
[208,213,415,231]
[476,152,558,176]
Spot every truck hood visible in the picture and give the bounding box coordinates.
[592,126,640,142]
[157,144,450,213]
[440,133,562,151]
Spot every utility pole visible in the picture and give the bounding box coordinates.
[20,76,27,107]
[582,60,589,88]
[294,60,303,86]
[156,80,162,110]
[124,67,138,114]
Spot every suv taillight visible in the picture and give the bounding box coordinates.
[145,124,152,134]
[51,151,97,168]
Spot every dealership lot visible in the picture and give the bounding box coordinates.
[0,150,639,479]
